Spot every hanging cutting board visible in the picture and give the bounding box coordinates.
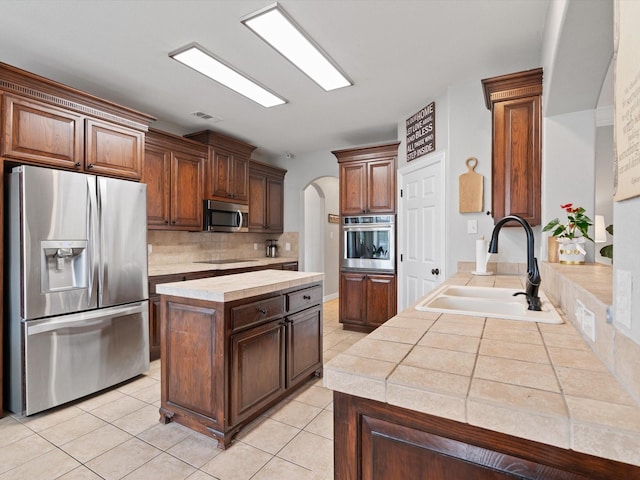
[459,157,483,213]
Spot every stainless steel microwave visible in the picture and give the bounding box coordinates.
[203,200,248,232]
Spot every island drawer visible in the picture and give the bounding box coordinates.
[231,295,285,332]
[287,285,322,313]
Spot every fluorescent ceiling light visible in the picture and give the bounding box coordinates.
[242,3,352,91]
[169,43,286,108]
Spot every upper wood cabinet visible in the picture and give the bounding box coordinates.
[482,68,542,226]
[144,129,205,231]
[333,142,400,215]
[185,129,256,204]
[2,94,83,169]
[85,118,143,180]
[248,160,287,233]
[0,63,154,180]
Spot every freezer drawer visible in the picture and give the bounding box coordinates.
[17,302,149,415]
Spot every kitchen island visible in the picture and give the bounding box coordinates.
[156,270,323,448]
[325,272,640,479]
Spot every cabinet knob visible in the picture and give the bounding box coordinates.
[87,164,94,169]
[164,220,169,224]
[431,268,440,275]
[172,220,176,224]
[75,162,81,168]
[303,295,311,300]
[258,307,267,315]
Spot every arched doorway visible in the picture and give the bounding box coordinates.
[302,176,339,300]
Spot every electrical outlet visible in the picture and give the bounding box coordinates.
[467,220,478,234]
[253,243,258,250]
[147,244,152,255]
[285,242,291,251]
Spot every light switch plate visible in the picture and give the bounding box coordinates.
[467,219,478,234]
[582,306,596,342]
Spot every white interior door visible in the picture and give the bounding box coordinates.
[399,153,444,310]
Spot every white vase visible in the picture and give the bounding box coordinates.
[557,238,586,264]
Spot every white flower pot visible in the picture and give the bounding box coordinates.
[557,238,586,264]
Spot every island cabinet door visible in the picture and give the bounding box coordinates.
[230,319,285,426]
[162,299,224,428]
[286,306,322,389]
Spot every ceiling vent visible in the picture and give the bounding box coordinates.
[192,111,222,122]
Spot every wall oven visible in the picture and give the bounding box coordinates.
[203,200,248,232]
[342,215,395,272]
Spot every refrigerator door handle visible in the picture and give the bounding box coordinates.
[87,176,99,309]
[26,302,147,335]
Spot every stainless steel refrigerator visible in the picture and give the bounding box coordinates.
[6,165,149,415]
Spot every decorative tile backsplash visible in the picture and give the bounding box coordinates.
[147,230,298,265]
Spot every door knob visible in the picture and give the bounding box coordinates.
[431,268,440,275]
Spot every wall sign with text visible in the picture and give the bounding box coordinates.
[406,102,436,162]
[614,0,640,201]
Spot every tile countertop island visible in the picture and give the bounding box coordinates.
[155,269,323,302]
[324,272,640,475]
[155,269,325,449]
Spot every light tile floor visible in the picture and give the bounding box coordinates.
[0,299,365,480]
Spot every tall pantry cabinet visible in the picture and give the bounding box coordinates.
[333,142,400,333]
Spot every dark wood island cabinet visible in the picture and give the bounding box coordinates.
[156,270,323,448]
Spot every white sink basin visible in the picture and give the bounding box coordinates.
[415,285,563,324]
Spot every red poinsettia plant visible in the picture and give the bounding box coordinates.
[543,203,593,241]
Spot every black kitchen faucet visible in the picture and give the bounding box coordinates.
[488,215,542,311]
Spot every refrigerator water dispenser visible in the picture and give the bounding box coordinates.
[41,240,88,292]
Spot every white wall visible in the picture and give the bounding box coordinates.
[302,177,339,299]
[542,110,597,261]
[594,125,614,264]
[303,185,324,273]
[272,150,341,233]
[316,177,340,299]
[614,197,640,343]
[396,79,543,279]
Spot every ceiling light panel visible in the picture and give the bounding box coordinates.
[169,43,286,108]
[242,3,352,91]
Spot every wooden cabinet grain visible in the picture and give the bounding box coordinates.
[2,94,83,169]
[339,272,396,332]
[159,281,322,448]
[85,118,143,180]
[230,319,285,426]
[248,160,286,233]
[144,129,205,230]
[333,142,399,215]
[482,68,542,226]
[334,392,637,480]
[147,261,299,361]
[185,129,256,204]
[2,93,146,180]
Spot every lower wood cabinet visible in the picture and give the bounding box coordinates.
[159,281,322,448]
[230,319,285,426]
[340,271,396,332]
[334,392,637,480]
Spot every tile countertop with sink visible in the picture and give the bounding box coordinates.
[324,270,640,468]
